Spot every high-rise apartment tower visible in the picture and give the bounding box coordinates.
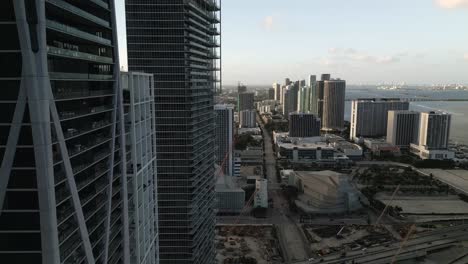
[0,0,129,263]
[288,113,321,138]
[125,0,221,263]
[322,79,346,132]
[386,110,420,148]
[350,99,409,140]
[214,104,234,176]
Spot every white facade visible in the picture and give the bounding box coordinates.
[239,110,257,128]
[273,83,281,101]
[122,72,159,264]
[418,112,451,149]
[410,112,454,160]
[410,144,455,160]
[254,179,268,208]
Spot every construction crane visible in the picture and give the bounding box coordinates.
[391,224,417,264]
[374,184,400,226]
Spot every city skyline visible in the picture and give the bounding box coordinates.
[116,0,468,85]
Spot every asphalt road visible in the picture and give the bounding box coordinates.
[257,114,310,263]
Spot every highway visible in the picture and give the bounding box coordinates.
[296,224,468,264]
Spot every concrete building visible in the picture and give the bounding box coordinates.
[122,72,159,264]
[256,100,279,114]
[273,83,281,101]
[0,1,135,263]
[316,80,325,119]
[239,110,257,128]
[321,74,331,81]
[215,174,245,214]
[350,99,409,140]
[288,112,321,138]
[233,157,241,177]
[268,88,275,100]
[418,112,451,149]
[254,179,268,209]
[331,141,363,160]
[238,92,255,111]
[387,110,420,148]
[285,78,292,86]
[238,83,247,94]
[125,0,221,262]
[309,75,318,115]
[274,133,354,167]
[411,112,454,160]
[215,104,234,176]
[282,86,291,116]
[288,171,362,214]
[297,86,311,112]
[322,79,346,132]
[235,147,263,165]
[283,86,298,117]
[364,138,401,157]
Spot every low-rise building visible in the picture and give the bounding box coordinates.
[238,127,262,136]
[287,170,362,214]
[235,147,264,165]
[332,141,363,160]
[410,144,455,160]
[216,176,245,214]
[254,179,268,209]
[256,100,280,114]
[363,138,401,157]
[274,132,354,166]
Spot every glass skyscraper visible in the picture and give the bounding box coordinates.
[0,0,128,263]
[125,0,221,263]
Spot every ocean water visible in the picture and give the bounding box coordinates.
[344,86,468,144]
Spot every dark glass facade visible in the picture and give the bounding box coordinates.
[125,0,220,263]
[0,0,125,263]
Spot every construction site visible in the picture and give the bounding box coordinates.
[215,225,283,264]
[354,165,468,221]
[302,225,396,258]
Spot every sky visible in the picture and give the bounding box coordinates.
[117,0,468,86]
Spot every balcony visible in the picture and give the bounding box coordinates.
[55,89,114,101]
[71,148,113,175]
[187,2,220,24]
[63,120,113,140]
[59,105,114,121]
[47,46,113,64]
[46,0,110,28]
[49,72,114,80]
[46,20,112,46]
[67,135,112,159]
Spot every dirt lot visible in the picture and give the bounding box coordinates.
[215,225,283,264]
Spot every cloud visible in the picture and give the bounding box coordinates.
[436,0,468,8]
[262,16,275,31]
[376,56,400,64]
[464,53,468,61]
[327,48,400,64]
